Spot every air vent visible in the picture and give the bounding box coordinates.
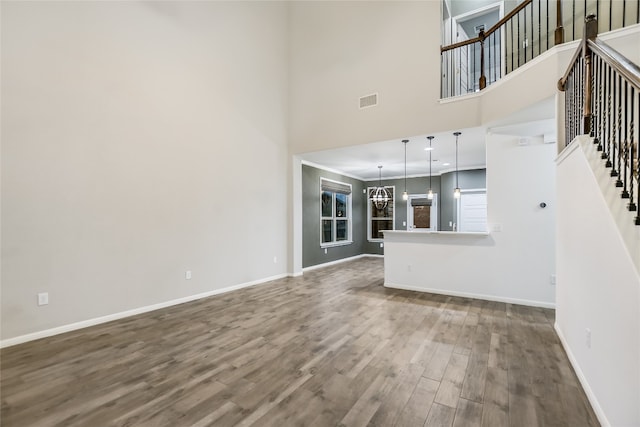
[359,93,378,109]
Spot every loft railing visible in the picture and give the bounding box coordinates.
[559,15,640,225]
[441,0,640,99]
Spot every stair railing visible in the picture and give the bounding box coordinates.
[558,14,640,225]
[441,0,640,99]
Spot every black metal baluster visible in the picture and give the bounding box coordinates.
[573,0,576,40]
[459,47,462,96]
[524,7,528,63]
[568,73,573,144]
[623,81,630,198]
[546,0,550,51]
[609,0,613,31]
[577,56,587,135]
[623,0,626,28]
[596,56,604,149]
[538,0,542,55]
[492,33,496,83]
[471,44,475,92]
[530,3,534,60]
[631,88,639,222]
[450,50,454,97]
[603,65,611,159]
[518,12,521,68]
[612,72,621,178]
[568,73,572,144]
[576,65,579,140]
[609,67,615,167]
[511,20,514,73]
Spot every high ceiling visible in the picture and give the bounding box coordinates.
[299,97,556,181]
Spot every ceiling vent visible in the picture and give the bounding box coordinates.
[359,93,378,109]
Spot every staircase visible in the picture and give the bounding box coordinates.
[559,14,640,227]
[555,13,640,427]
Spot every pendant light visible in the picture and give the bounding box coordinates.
[371,165,390,209]
[453,131,461,199]
[402,139,409,201]
[426,136,434,200]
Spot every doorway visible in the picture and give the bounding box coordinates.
[456,189,487,232]
[407,194,438,231]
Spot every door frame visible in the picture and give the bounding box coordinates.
[407,194,438,231]
[456,188,487,232]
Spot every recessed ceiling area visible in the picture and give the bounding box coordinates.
[299,97,556,181]
[301,127,487,181]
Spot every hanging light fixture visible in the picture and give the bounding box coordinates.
[402,139,409,201]
[426,136,434,200]
[371,165,390,209]
[453,131,461,199]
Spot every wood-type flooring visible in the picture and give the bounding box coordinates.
[1,258,599,426]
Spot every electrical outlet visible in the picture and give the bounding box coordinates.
[492,223,503,232]
[324,248,328,254]
[585,328,591,348]
[402,221,406,227]
[37,292,49,306]
[407,264,412,272]
[550,274,556,285]
[185,270,192,280]
[273,256,277,264]
[380,243,384,248]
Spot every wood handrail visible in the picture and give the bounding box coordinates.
[557,41,584,91]
[441,0,532,53]
[588,39,640,90]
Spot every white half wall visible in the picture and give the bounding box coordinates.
[384,134,557,307]
[556,136,640,427]
[1,2,289,342]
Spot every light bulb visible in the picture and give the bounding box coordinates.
[454,187,461,199]
[427,189,433,200]
[402,191,408,201]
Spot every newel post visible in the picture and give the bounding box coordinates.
[583,14,598,135]
[479,30,487,90]
[555,0,565,45]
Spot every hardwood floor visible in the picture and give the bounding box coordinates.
[1,258,599,426]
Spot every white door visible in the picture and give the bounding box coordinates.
[457,191,487,232]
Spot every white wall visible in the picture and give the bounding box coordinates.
[288,1,640,156]
[556,136,640,427]
[384,134,557,307]
[1,2,289,342]
[288,1,482,154]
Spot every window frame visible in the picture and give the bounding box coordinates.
[320,178,353,248]
[367,185,395,242]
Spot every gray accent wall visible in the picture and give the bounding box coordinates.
[302,165,365,268]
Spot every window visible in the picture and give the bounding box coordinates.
[320,178,352,246]
[368,186,394,241]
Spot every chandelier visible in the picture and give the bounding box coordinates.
[371,165,390,209]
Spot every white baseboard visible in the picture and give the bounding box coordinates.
[302,254,381,272]
[0,273,289,349]
[384,282,555,309]
[554,323,610,427]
